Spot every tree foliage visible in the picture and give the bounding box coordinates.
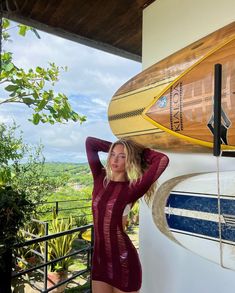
[0,185,35,271]
[0,18,86,125]
[0,123,64,203]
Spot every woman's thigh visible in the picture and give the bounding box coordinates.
[113,287,139,293]
[92,280,113,293]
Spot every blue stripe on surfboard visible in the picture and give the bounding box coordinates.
[167,193,235,215]
[170,228,235,246]
[166,215,235,242]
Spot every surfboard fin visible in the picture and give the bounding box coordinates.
[207,107,231,145]
[207,123,228,145]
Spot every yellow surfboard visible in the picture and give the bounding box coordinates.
[108,22,235,152]
[143,38,235,150]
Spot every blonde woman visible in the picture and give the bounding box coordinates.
[85,136,169,293]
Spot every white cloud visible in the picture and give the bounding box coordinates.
[91,98,108,108]
[0,114,12,124]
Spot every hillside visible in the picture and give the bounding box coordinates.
[43,162,92,185]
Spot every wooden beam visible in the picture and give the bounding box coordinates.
[3,11,142,62]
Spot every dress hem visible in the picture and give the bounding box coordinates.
[91,276,141,292]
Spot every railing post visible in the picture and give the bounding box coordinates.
[55,201,59,216]
[43,222,49,291]
[0,248,12,293]
[90,225,94,292]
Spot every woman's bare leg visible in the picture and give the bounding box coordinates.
[92,280,113,293]
[113,286,139,293]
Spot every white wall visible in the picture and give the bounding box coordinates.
[143,0,235,68]
[140,1,235,292]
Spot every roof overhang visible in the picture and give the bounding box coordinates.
[2,0,155,62]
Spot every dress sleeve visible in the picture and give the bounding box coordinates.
[85,136,112,179]
[128,148,169,203]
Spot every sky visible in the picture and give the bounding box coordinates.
[0,22,141,163]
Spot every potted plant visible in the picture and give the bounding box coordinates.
[15,224,41,271]
[40,213,78,293]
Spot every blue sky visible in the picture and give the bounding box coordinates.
[0,22,141,162]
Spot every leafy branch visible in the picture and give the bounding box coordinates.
[0,18,86,125]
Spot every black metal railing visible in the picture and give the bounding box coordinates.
[37,199,92,221]
[9,223,94,293]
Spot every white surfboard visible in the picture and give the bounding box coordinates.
[152,171,235,270]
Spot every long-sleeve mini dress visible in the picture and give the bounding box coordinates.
[85,137,169,292]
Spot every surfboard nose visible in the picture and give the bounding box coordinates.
[143,38,235,149]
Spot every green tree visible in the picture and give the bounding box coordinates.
[0,18,86,125]
[0,185,35,271]
[0,123,60,203]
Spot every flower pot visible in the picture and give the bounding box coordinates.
[26,255,38,266]
[47,271,68,293]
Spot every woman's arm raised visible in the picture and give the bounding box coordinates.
[129,148,169,202]
[85,137,112,179]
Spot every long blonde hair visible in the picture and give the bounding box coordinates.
[105,139,156,205]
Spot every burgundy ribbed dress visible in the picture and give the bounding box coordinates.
[86,137,169,292]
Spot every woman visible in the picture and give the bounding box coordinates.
[86,136,169,293]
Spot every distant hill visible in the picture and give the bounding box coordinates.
[39,162,93,221]
[43,162,92,186]
[44,162,90,175]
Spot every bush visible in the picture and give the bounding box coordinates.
[0,185,35,271]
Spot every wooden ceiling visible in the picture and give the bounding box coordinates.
[2,0,155,61]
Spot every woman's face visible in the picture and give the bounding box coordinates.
[109,144,126,174]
